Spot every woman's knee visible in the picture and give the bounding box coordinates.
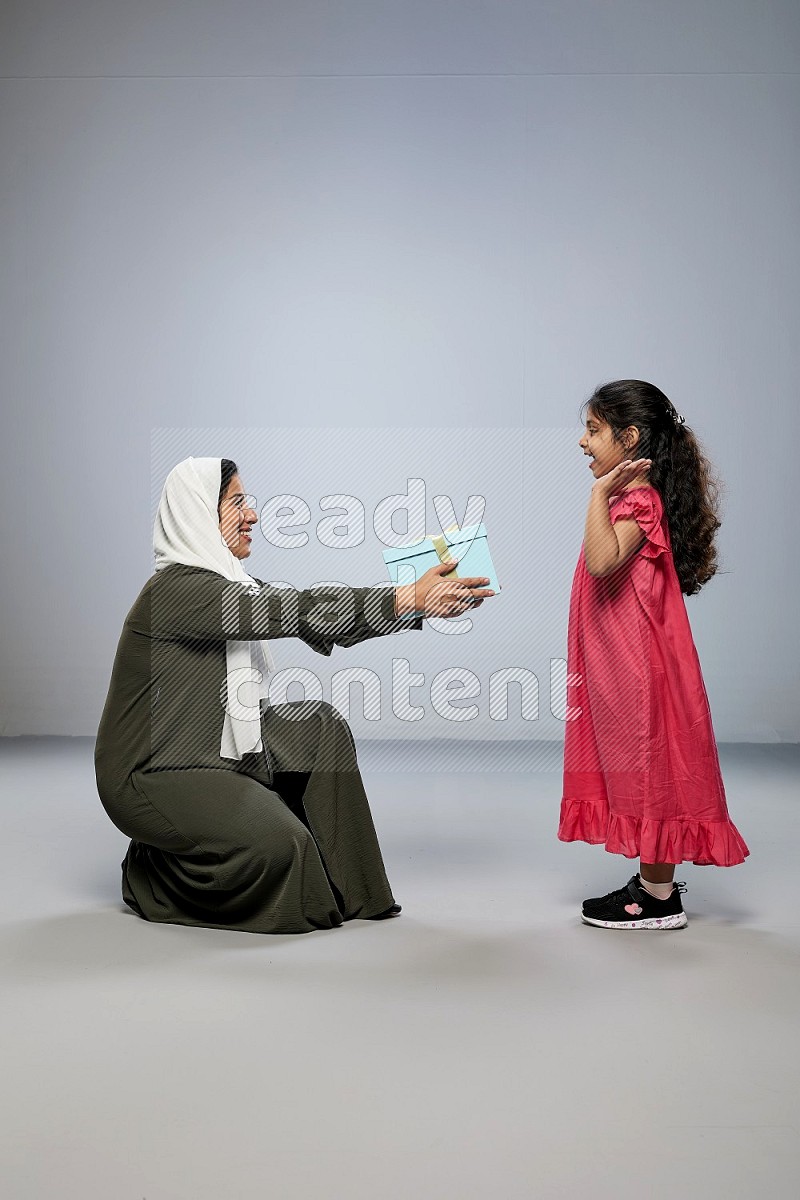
[269,697,342,723]
[265,698,355,773]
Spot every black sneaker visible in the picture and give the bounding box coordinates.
[581,875,688,930]
[582,873,670,914]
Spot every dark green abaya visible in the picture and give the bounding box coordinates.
[95,565,422,933]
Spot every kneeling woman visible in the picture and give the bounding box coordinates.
[95,457,493,934]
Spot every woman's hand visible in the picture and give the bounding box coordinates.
[395,560,495,619]
[592,457,651,499]
[418,560,495,618]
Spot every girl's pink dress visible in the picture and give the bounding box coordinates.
[558,485,749,866]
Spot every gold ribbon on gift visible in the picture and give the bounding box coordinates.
[430,526,461,577]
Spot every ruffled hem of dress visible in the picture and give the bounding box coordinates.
[558,797,750,866]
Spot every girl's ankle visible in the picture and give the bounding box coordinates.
[638,876,675,901]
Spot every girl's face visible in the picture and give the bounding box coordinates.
[579,408,639,478]
[218,472,258,559]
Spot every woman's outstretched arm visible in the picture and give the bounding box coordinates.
[142,566,422,657]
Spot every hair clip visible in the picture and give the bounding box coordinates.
[673,412,686,425]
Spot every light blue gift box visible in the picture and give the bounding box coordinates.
[382,522,501,597]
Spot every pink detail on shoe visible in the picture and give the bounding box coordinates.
[624,903,643,916]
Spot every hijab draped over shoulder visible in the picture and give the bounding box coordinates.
[153,456,276,762]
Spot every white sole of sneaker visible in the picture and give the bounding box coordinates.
[581,912,688,930]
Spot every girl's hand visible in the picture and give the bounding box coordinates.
[593,458,651,498]
[416,560,495,618]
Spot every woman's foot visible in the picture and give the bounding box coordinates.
[366,903,402,920]
[581,875,688,930]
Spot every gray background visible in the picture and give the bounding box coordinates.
[2,0,798,741]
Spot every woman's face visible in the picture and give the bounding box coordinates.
[218,472,258,559]
[579,408,639,478]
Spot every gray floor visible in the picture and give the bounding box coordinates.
[1,738,798,1200]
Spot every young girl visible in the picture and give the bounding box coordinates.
[558,379,749,930]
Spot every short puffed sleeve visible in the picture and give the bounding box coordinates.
[608,488,670,559]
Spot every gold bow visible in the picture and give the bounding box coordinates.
[430,526,461,577]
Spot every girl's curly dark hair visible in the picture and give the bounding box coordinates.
[582,380,722,595]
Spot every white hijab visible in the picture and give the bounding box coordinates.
[153,457,276,761]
